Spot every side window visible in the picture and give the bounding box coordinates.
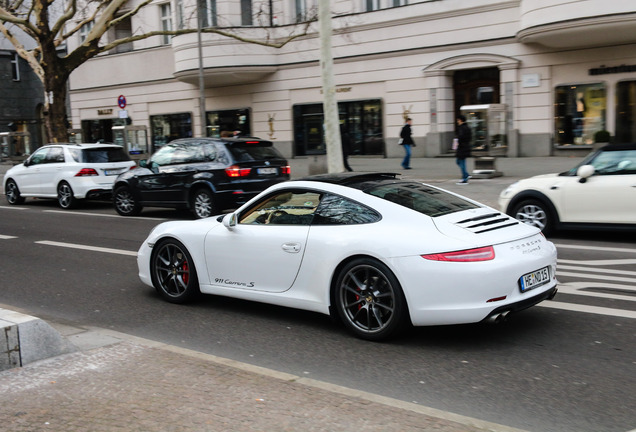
[203,143,216,161]
[591,150,636,175]
[46,147,65,163]
[239,190,321,225]
[313,194,381,225]
[69,148,81,162]
[28,148,48,166]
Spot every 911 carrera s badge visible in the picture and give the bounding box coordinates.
[215,278,255,288]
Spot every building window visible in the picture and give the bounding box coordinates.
[295,0,307,22]
[151,113,193,150]
[160,3,173,45]
[79,21,94,43]
[198,0,217,27]
[392,0,407,6]
[11,53,20,81]
[241,0,252,25]
[112,16,133,53]
[206,109,250,137]
[293,100,384,156]
[615,81,636,144]
[176,0,185,29]
[555,83,606,146]
[365,0,380,11]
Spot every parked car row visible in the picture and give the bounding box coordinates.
[3,137,291,219]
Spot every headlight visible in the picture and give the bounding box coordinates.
[500,181,520,198]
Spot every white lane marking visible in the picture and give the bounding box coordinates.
[557,264,636,277]
[35,240,137,257]
[554,243,636,254]
[558,258,636,266]
[539,301,636,319]
[43,210,166,221]
[0,234,18,239]
[557,282,636,301]
[0,206,27,210]
[557,271,636,284]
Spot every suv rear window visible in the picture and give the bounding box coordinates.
[226,143,284,162]
[70,147,131,163]
[368,182,478,217]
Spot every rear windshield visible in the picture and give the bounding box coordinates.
[71,147,131,163]
[226,143,284,162]
[367,182,479,217]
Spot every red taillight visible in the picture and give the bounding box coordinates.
[422,246,495,262]
[281,165,291,175]
[75,168,99,177]
[225,165,252,178]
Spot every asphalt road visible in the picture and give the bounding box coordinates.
[1,197,635,432]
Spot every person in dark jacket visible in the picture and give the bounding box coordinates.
[340,124,353,172]
[455,115,472,184]
[399,118,414,169]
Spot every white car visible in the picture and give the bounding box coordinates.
[4,143,136,209]
[499,143,636,235]
[137,173,558,340]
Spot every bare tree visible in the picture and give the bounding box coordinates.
[0,0,315,143]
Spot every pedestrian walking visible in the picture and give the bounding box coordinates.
[340,124,353,172]
[399,118,414,169]
[455,115,472,184]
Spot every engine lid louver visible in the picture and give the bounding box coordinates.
[455,212,520,234]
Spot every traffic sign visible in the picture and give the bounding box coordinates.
[118,95,127,109]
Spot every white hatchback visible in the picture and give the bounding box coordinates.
[4,143,136,209]
[499,143,636,234]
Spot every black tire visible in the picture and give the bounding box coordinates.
[150,239,200,303]
[5,179,25,205]
[113,186,142,216]
[57,181,77,209]
[191,188,216,219]
[333,257,408,341]
[511,199,554,235]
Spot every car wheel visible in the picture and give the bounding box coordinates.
[191,188,216,219]
[151,239,200,304]
[334,258,408,341]
[511,199,554,235]
[5,180,25,205]
[113,186,142,216]
[57,181,77,209]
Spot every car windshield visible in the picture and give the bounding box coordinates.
[226,143,283,162]
[75,147,131,163]
[367,182,479,217]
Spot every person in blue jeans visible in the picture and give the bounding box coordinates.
[399,118,414,169]
[455,115,472,184]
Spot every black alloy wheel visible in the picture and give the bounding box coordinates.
[113,186,142,216]
[5,180,25,205]
[512,199,554,235]
[57,181,77,209]
[151,239,200,303]
[334,257,408,341]
[191,188,216,219]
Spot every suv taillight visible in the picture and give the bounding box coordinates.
[225,165,252,178]
[75,168,99,177]
[281,165,291,175]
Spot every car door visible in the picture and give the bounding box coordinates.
[14,148,48,195]
[38,146,66,196]
[561,150,636,223]
[203,189,321,293]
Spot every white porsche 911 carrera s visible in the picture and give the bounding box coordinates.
[137,173,558,340]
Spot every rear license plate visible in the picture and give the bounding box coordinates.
[257,167,278,175]
[519,266,550,292]
[104,170,119,176]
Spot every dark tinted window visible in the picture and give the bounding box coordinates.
[81,147,131,163]
[226,143,284,162]
[368,182,478,217]
[312,194,380,225]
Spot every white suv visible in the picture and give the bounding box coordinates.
[4,143,136,209]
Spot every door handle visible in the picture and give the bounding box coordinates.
[281,242,301,253]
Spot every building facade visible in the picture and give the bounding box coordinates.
[0,36,45,159]
[67,0,636,159]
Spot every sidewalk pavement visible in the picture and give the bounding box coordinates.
[0,155,584,431]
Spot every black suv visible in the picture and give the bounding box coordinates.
[112,137,290,218]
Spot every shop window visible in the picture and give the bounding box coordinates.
[206,109,250,137]
[615,81,636,144]
[292,100,384,156]
[151,113,193,150]
[555,83,606,146]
